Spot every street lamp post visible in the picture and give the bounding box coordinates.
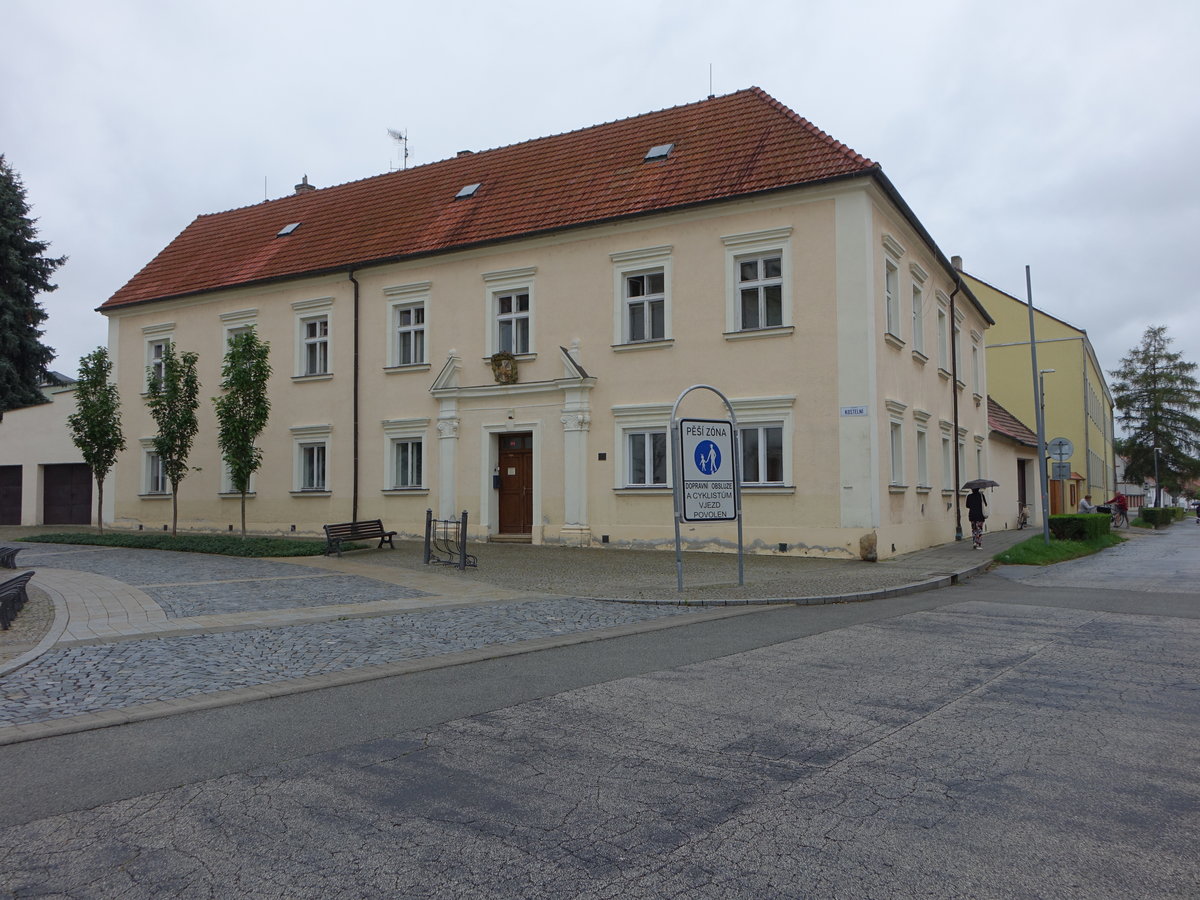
[1153,446,1161,508]
[1039,368,1056,524]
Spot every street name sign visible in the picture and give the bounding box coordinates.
[677,418,737,522]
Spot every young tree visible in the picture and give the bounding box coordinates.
[146,343,200,536]
[66,348,125,533]
[213,330,271,538]
[0,156,64,413]
[1111,325,1200,506]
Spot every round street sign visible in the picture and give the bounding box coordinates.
[1048,437,1074,460]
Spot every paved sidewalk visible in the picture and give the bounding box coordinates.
[0,524,1033,744]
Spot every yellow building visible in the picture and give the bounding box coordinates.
[961,267,1115,513]
[98,90,993,559]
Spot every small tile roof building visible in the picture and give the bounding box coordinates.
[99,88,993,558]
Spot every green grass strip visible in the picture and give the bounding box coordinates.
[16,532,360,558]
[994,532,1124,566]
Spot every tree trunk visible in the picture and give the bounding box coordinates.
[97,479,105,535]
[171,484,179,537]
[240,490,247,539]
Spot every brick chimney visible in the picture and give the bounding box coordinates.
[294,175,316,194]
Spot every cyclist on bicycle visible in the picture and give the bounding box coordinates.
[1106,491,1129,526]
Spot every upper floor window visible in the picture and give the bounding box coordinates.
[303,317,329,375]
[737,255,783,330]
[147,339,169,387]
[722,227,792,337]
[624,270,665,342]
[910,264,927,356]
[292,297,334,379]
[495,291,530,355]
[936,302,950,371]
[395,303,426,366]
[884,259,901,338]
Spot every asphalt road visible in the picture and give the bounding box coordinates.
[1,527,1197,898]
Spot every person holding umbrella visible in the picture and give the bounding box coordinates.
[962,478,998,550]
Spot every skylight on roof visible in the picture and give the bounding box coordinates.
[644,143,674,161]
[455,183,481,199]
[276,222,301,237]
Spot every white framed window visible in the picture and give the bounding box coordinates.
[953,312,964,385]
[395,303,426,366]
[957,437,967,486]
[382,418,429,492]
[722,227,792,336]
[496,291,530,354]
[739,424,784,485]
[737,254,784,330]
[971,336,982,397]
[890,421,904,486]
[292,297,334,378]
[385,282,431,368]
[910,264,927,356]
[936,293,950,372]
[147,451,167,494]
[884,259,901,338]
[483,267,536,357]
[220,308,258,349]
[142,322,174,391]
[627,430,668,486]
[291,425,332,493]
[220,460,254,495]
[916,428,929,489]
[611,246,672,348]
[941,434,954,491]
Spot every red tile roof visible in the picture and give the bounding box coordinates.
[101,88,876,310]
[987,396,1038,447]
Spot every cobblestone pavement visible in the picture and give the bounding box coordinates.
[0,598,696,728]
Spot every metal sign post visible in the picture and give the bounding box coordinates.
[671,385,743,591]
[1048,437,1074,515]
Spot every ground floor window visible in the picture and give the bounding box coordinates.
[627,430,667,486]
[739,424,783,484]
[392,438,423,488]
[299,442,327,491]
[146,451,167,494]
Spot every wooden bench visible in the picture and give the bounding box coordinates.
[323,519,397,558]
[0,571,34,630]
[0,546,21,569]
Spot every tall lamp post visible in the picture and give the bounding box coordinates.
[1036,368,1055,542]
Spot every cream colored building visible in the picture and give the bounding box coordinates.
[0,381,98,527]
[100,89,992,559]
[963,268,1115,513]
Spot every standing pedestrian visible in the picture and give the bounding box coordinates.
[966,487,988,550]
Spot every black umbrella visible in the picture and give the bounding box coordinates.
[961,478,1000,490]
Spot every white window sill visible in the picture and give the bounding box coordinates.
[941,489,955,497]
[723,325,794,341]
[741,485,795,494]
[884,332,905,350]
[973,392,983,406]
[381,488,430,495]
[218,492,257,498]
[937,367,952,380]
[292,373,333,383]
[481,352,537,362]
[615,486,671,494]
[889,484,908,493]
[612,339,674,352]
[384,364,432,375]
[138,492,172,500]
[911,349,929,365]
[916,485,932,494]
[290,490,332,497]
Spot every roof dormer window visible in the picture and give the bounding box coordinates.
[644,143,674,161]
[277,223,301,237]
[455,183,481,199]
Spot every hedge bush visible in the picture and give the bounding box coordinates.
[1048,513,1111,541]
[1139,507,1175,527]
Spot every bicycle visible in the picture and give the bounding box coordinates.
[1110,506,1129,529]
[1016,503,1030,530]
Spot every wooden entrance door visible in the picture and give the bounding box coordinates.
[0,466,20,526]
[497,433,533,535]
[43,463,92,525]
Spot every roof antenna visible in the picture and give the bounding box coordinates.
[708,63,714,99]
[388,128,410,171]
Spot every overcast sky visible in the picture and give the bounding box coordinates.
[5,0,1198,384]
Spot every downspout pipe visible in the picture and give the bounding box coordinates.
[349,270,360,522]
[950,279,963,541]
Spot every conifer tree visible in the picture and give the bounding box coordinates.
[0,156,63,412]
[1111,325,1200,505]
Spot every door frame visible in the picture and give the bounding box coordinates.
[481,422,543,543]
